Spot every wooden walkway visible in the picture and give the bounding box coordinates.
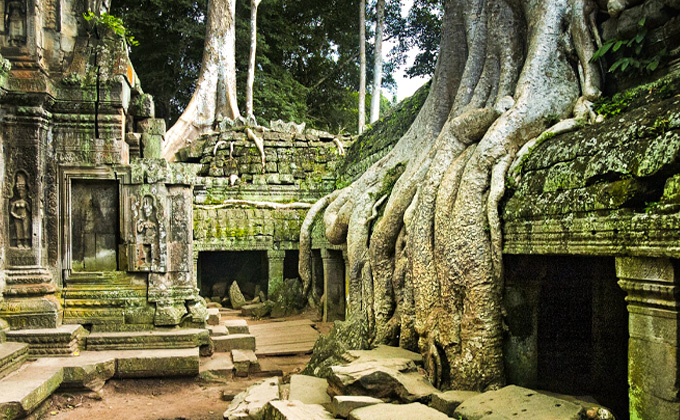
[249,319,320,356]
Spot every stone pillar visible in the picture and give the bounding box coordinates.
[616,256,680,420]
[322,249,345,322]
[267,249,285,297]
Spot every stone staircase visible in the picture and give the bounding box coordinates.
[204,309,261,377]
[0,310,263,419]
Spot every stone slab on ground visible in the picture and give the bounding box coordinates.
[199,353,234,377]
[114,348,200,378]
[289,374,331,405]
[348,402,451,420]
[264,400,334,420]
[429,390,480,416]
[454,385,585,420]
[242,303,272,318]
[249,320,318,356]
[331,396,383,418]
[224,319,250,334]
[207,308,221,326]
[209,325,229,336]
[329,359,438,403]
[0,342,29,380]
[32,352,116,391]
[6,325,87,358]
[213,334,256,352]
[232,349,260,377]
[0,363,64,420]
[224,377,280,420]
[86,328,209,351]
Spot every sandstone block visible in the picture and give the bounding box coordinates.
[213,334,256,353]
[348,403,450,420]
[289,374,331,405]
[331,396,382,418]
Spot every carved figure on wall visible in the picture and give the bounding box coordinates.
[5,0,26,46]
[9,172,31,248]
[136,195,158,268]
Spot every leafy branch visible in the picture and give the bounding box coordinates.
[591,17,666,74]
[83,11,139,46]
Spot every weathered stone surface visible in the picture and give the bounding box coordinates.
[199,354,234,378]
[331,396,383,418]
[224,377,280,420]
[348,402,451,420]
[114,348,200,377]
[289,375,331,405]
[242,302,273,318]
[270,278,306,318]
[344,345,423,366]
[224,319,250,334]
[213,334,256,352]
[454,385,585,420]
[6,325,87,358]
[230,282,248,310]
[32,353,116,392]
[429,390,480,416]
[328,358,438,403]
[0,342,28,380]
[86,328,209,351]
[264,400,334,420]
[232,349,259,377]
[0,364,63,420]
[209,325,229,336]
[207,308,221,326]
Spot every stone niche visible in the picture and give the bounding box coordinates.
[70,179,119,272]
[503,255,629,418]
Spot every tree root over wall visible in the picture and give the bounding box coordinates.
[300,0,602,391]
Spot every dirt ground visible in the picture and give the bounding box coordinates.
[46,353,312,420]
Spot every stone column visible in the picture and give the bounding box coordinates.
[322,249,345,322]
[616,256,680,420]
[267,249,285,298]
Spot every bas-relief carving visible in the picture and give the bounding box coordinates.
[135,195,159,270]
[4,0,26,46]
[130,192,167,272]
[9,171,31,249]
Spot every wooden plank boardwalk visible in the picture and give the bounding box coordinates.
[249,319,320,356]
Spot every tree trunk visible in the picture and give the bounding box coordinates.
[246,0,262,121]
[162,0,240,161]
[300,0,601,390]
[358,0,367,134]
[370,0,385,124]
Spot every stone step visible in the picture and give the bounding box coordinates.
[207,308,221,326]
[200,353,234,378]
[0,348,200,420]
[223,319,249,334]
[264,400,334,420]
[86,328,210,351]
[0,342,29,380]
[213,334,256,353]
[231,349,260,377]
[6,325,88,358]
[0,363,64,420]
[208,325,229,336]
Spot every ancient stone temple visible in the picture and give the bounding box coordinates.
[0,0,205,333]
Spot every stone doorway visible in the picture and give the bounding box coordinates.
[504,255,629,419]
[197,251,269,302]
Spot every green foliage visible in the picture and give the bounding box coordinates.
[593,90,635,119]
[83,11,139,46]
[591,17,666,74]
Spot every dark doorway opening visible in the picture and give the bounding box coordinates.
[284,250,300,279]
[504,255,629,419]
[197,251,268,301]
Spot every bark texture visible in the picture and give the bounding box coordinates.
[358,0,367,134]
[370,0,386,123]
[246,0,263,120]
[300,0,601,391]
[163,0,240,161]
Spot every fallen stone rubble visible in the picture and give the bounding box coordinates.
[223,345,617,420]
